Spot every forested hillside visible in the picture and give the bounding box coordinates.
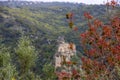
[0,1,108,50]
[0,1,120,80]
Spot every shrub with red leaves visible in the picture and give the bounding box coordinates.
[80,1,120,79]
[60,0,120,80]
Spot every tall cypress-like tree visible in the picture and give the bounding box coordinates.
[15,36,38,80]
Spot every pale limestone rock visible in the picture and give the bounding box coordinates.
[55,36,76,69]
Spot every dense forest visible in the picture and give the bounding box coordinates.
[0,1,120,80]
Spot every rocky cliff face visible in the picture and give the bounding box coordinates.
[55,36,76,69]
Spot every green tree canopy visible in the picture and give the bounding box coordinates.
[15,35,38,80]
[0,45,17,80]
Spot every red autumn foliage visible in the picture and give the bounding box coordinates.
[57,0,119,80]
[111,17,120,27]
[84,12,93,19]
[111,0,117,8]
[68,43,74,50]
[73,27,78,31]
[87,48,96,56]
[102,25,112,37]
[106,0,117,8]
[66,61,72,65]
[72,69,78,76]
[80,1,120,79]
[93,19,103,27]
[56,71,71,80]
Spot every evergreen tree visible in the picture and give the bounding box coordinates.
[15,36,38,80]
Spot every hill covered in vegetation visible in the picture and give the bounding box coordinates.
[0,1,108,50]
[0,1,119,80]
